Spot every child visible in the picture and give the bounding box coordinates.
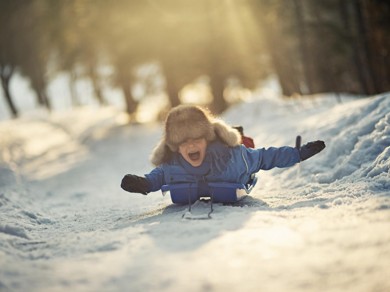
[121,105,325,195]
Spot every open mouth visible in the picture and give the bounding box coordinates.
[188,151,201,161]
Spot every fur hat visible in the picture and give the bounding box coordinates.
[150,105,241,166]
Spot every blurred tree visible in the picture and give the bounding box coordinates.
[154,0,266,113]
[17,0,51,110]
[155,0,210,109]
[48,0,107,107]
[1,0,389,119]
[248,0,303,96]
[0,63,17,118]
[100,0,158,115]
[356,0,390,93]
[338,0,367,93]
[0,0,24,117]
[248,0,390,97]
[368,0,390,92]
[292,0,314,94]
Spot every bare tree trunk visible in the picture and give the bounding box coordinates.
[0,65,18,118]
[272,49,302,96]
[69,70,80,107]
[88,64,106,105]
[353,0,377,94]
[163,66,181,108]
[118,72,138,115]
[205,1,228,113]
[123,87,137,115]
[38,89,51,110]
[31,82,51,111]
[364,0,390,93]
[262,26,302,97]
[209,74,227,114]
[292,0,313,94]
[339,0,367,93]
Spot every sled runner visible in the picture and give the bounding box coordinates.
[161,175,258,205]
[161,177,258,219]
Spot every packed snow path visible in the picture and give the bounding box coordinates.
[0,94,389,292]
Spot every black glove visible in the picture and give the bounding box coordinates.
[121,174,149,195]
[299,140,326,161]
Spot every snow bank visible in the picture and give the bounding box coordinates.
[0,93,389,292]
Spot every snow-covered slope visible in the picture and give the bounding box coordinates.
[0,93,389,292]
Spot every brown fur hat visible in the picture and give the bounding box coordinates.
[150,105,242,166]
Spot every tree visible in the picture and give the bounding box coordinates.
[100,0,158,116]
[47,0,107,107]
[17,0,52,110]
[0,64,17,118]
[154,0,266,113]
[0,0,24,117]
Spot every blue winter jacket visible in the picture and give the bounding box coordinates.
[145,140,301,192]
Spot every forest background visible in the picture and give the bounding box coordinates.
[1,0,389,119]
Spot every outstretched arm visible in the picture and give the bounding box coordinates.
[245,138,326,172]
[256,146,301,170]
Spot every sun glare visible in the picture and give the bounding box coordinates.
[223,0,261,76]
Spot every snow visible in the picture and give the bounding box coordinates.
[0,91,390,292]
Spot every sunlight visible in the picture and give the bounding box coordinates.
[136,93,169,123]
[262,225,304,248]
[225,0,252,59]
[224,78,252,103]
[18,122,89,180]
[179,78,213,105]
[223,0,261,76]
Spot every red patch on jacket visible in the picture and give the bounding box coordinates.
[242,136,255,148]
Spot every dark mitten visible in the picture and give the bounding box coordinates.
[299,140,326,161]
[121,174,149,195]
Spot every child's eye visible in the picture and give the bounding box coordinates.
[178,140,189,147]
[179,137,205,147]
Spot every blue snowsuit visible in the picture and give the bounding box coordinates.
[145,140,300,192]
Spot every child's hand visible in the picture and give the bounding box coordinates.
[121,174,149,195]
[299,141,326,161]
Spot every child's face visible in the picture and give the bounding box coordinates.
[178,138,207,167]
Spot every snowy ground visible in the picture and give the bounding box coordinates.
[0,92,389,292]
